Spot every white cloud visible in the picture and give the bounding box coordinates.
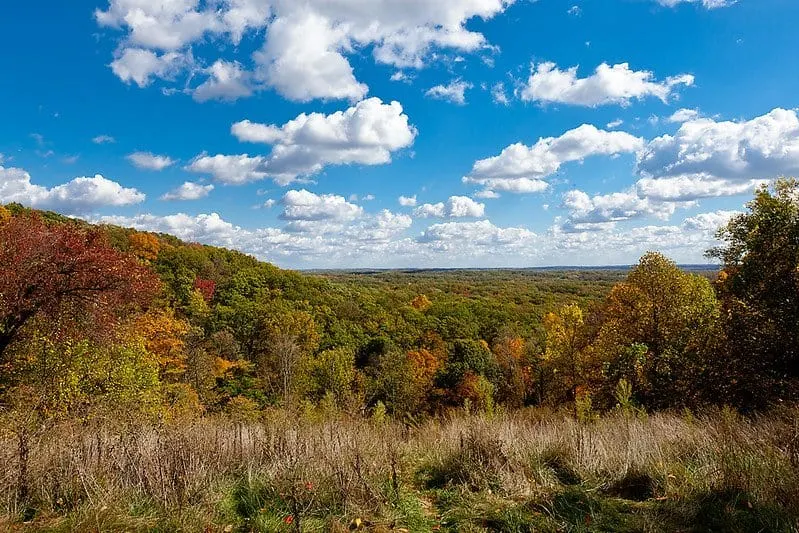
[253,10,368,103]
[491,82,510,105]
[223,98,416,185]
[390,71,412,83]
[561,189,680,228]
[681,210,740,232]
[399,195,417,207]
[418,219,535,250]
[192,60,253,102]
[160,181,214,201]
[280,189,363,222]
[92,134,116,144]
[636,108,799,200]
[110,48,188,88]
[97,0,514,102]
[606,119,624,129]
[350,209,413,242]
[464,124,643,193]
[466,177,549,196]
[186,154,268,185]
[655,0,736,8]
[425,79,473,105]
[414,196,485,218]
[667,107,701,123]
[127,151,176,170]
[635,176,763,202]
[474,189,501,199]
[0,166,144,213]
[519,61,694,107]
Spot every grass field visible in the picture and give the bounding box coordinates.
[2,408,798,532]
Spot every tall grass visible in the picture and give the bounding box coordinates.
[2,408,798,531]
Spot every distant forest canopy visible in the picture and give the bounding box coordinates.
[0,178,797,420]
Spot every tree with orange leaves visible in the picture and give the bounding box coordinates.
[128,232,160,261]
[132,309,190,380]
[410,294,432,311]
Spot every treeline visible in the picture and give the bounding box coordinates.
[0,179,797,423]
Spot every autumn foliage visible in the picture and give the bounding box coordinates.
[1,179,798,425]
[0,214,159,362]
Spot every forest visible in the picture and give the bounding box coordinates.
[0,179,798,532]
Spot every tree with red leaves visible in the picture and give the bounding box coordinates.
[0,214,160,362]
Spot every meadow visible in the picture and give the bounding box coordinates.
[2,408,798,532]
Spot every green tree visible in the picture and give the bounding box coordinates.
[299,347,357,408]
[708,178,799,407]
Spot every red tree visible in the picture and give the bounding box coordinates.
[0,215,160,360]
[193,277,216,302]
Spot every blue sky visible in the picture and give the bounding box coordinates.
[1,0,798,268]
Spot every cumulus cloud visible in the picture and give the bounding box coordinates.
[186,154,268,185]
[279,189,363,222]
[212,98,416,185]
[681,210,740,232]
[474,189,501,199]
[667,108,701,123]
[425,79,473,105]
[635,176,763,202]
[636,108,799,200]
[398,195,417,207]
[414,196,485,218]
[127,151,176,170]
[160,181,214,201]
[192,60,253,102]
[464,124,643,195]
[96,0,514,102]
[0,166,144,213]
[519,61,694,107]
[110,48,189,88]
[418,219,535,250]
[561,189,680,229]
[254,10,368,103]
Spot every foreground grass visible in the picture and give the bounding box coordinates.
[2,408,798,532]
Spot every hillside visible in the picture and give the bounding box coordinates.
[1,179,798,531]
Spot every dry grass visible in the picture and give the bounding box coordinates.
[1,407,798,532]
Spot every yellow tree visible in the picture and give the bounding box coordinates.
[592,252,719,408]
[132,309,190,381]
[543,303,590,404]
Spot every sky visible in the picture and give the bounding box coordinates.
[1,0,798,269]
